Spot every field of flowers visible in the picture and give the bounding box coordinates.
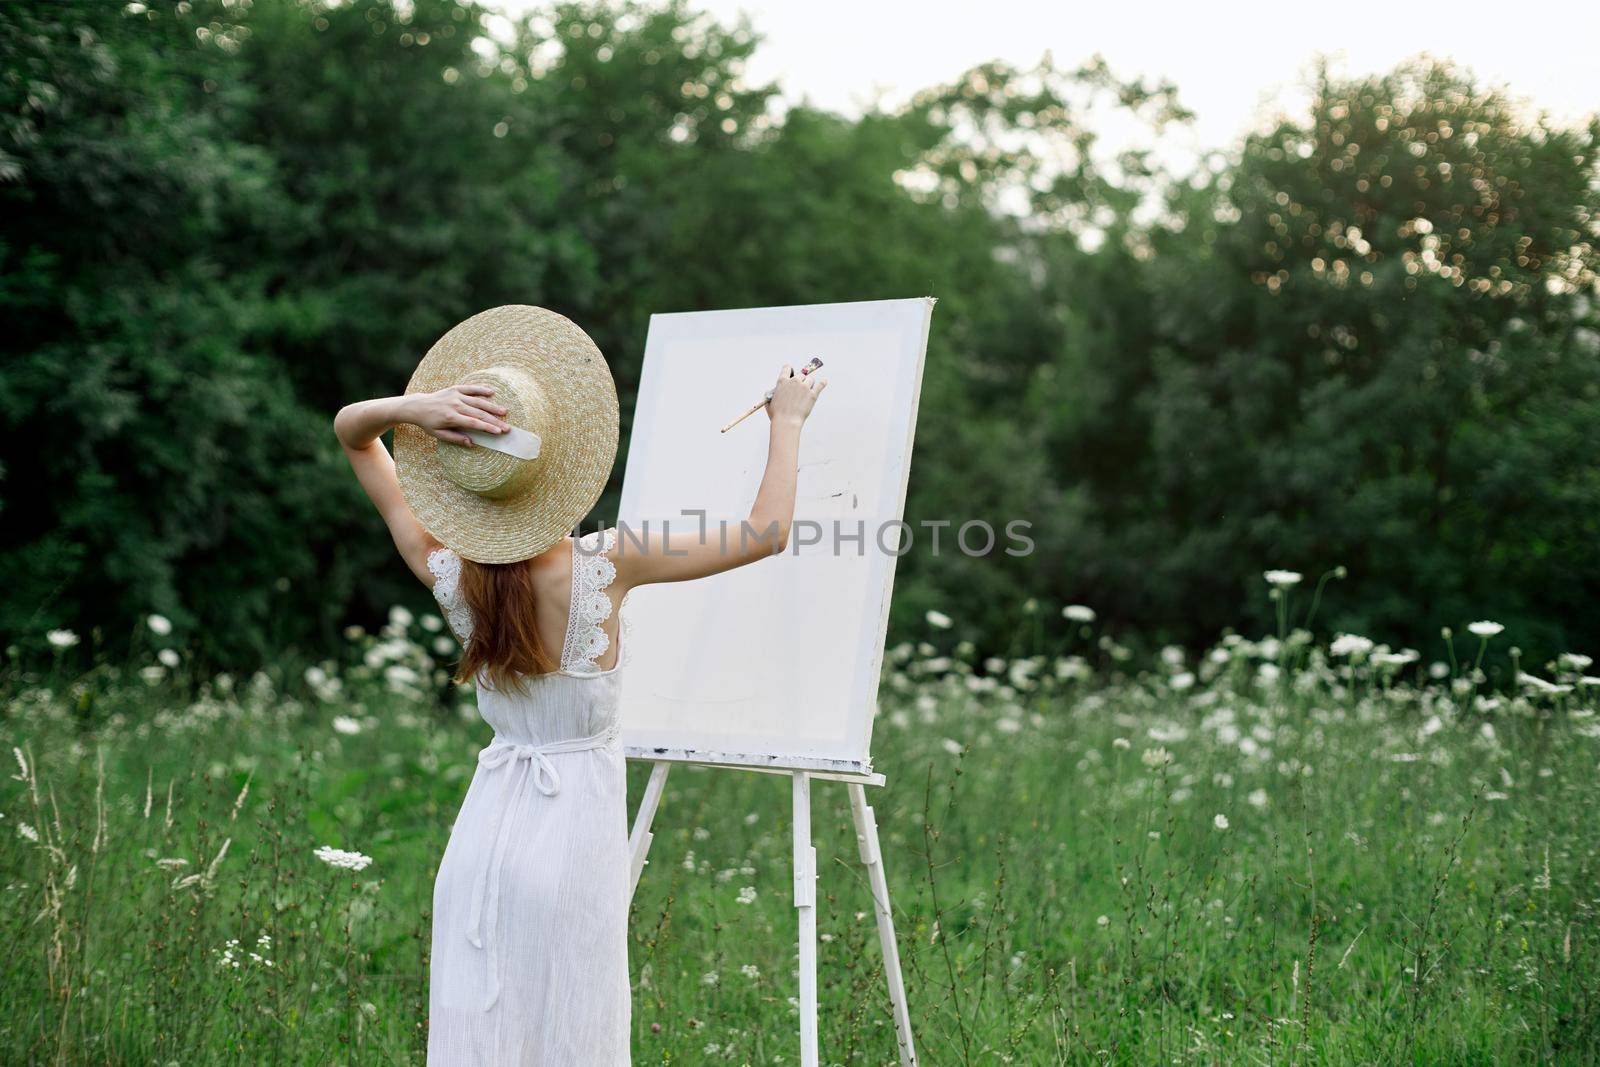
[3,575,1598,1064]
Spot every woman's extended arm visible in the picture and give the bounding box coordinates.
[610,362,827,591]
[333,386,511,585]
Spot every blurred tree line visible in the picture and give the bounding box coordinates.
[2,0,1596,669]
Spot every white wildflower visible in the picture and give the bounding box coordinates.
[1141,747,1171,769]
[332,716,362,736]
[157,648,181,668]
[147,614,172,636]
[940,738,963,757]
[736,885,757,905]
[384,664,420,691]
[1062,604,1096,623]
[313,845,373,872]
[388,605,414,629]
[740,963,760,980]
[1096,915,1110,927]
[1557,652,1592,672]
[1329,633,1374,657]
[1247,788,1268,809]
[925,610,952,630]
[18,822,38,842]
[1518,672,1572,696]
[1263,570,1303,587]
[1055,656,1091,681]
[1213,814,1230,831]
[1467,621,1504,638]
[46,629,79,650]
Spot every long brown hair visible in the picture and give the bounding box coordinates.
[453,557,559,690]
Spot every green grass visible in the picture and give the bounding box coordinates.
[3,605,1598,1064]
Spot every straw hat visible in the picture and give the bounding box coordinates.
[394,305,619,564]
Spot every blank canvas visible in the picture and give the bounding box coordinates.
[615,298,933,774]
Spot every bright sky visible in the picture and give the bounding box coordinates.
[495,0,1598,173]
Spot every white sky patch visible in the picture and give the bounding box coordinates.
[493,0,1599,176]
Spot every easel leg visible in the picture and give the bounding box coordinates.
[792,772,819,1067]
[848,783,918,1067]
[628,762,672,902]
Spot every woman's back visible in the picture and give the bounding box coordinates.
[426,527,630,748]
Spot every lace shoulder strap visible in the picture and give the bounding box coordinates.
[562,527,620,673]
[427,547,474,643]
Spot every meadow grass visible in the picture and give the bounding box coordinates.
[3,593,1598,1065]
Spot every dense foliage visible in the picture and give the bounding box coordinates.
[3,0,1597,668]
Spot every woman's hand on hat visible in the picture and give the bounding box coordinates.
[765,362,827,430]
[407,384,512,447]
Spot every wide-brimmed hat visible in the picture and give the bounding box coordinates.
[394,305,618,564]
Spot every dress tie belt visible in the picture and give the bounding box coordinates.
[464,725,620,1011]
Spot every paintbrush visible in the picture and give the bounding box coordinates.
[720,357,824,433]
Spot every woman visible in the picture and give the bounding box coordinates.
[332,305,825,1064]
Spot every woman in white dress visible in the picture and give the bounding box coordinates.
[332,306,826,1064]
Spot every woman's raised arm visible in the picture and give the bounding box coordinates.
[333,386,511,584]
[609,363,827,591]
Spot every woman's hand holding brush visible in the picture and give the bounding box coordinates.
[722,357,826,433]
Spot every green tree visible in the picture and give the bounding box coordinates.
[4,1,1596,672]
[1038,60,1600,655]
[0,0,340,662]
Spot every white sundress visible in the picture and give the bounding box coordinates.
[425,527,633,1065]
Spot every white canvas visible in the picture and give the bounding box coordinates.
[615,298,933,774]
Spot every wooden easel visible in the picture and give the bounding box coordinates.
[625,754,918,1067]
